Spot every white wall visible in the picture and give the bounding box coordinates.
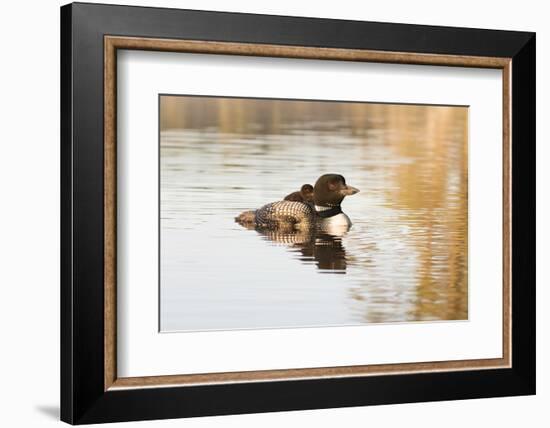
[0,0,545,426]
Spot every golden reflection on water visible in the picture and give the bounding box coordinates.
[160,96,468,331]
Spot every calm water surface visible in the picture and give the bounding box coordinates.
[160,97,468,331]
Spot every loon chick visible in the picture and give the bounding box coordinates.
[235,174,359,232]
[284,184,314,203]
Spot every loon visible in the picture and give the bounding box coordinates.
[235,174,359,234]
[284,184,314,203]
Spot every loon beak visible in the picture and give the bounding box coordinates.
[341,185,359,196]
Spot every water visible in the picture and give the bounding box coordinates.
[160,96,468,332]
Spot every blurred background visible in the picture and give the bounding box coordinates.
[160,95,468,331]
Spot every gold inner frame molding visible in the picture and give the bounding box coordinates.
[104,35,512,391]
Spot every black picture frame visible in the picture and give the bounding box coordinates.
[61,2,535,424]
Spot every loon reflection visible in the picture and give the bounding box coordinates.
[293,230,348,272]
[252,227,349,272]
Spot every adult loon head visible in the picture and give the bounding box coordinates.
[312,174,359,234]
[313,174,359,210]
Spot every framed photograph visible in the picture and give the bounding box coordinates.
[60,2,535,424]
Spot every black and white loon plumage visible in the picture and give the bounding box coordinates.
[235,174,359,234]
